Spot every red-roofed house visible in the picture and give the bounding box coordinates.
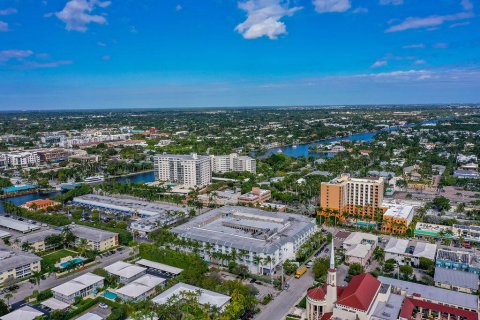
[399,297,478,320]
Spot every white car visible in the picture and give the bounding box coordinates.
[306,261,313,268]
[99,303,108,309]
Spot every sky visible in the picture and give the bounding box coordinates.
[0,0,479,110]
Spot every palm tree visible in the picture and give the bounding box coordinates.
[77,238,90,257]
[4,293,12,306]
[263,256,273,282]
[32,271,43,288]
[253,256,262,274]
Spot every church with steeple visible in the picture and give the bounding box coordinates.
[306,239,382,320]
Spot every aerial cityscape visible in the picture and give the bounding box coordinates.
[1,1,480,320]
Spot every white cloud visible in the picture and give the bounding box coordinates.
[379,0,403,5]
[235,0,302,40]
[371,60,387,68]
[449,21,470,28]
[386,11,473,32]
[0,21,8,32]
[15,60,73,70]
[53,0,111,32]
[414,59,426,65]
[402,43,425,49]
[313,0,351,13]
[0,50,33,62]
[0,8,17,15]
[176,4,183,11]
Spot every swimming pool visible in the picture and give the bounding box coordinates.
[59,257,85,268]
[103,291,117,300]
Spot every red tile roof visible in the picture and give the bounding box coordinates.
[336,273,380,311]
[307,287,326,300]
[320,312,332,320]
[400,298,478,320]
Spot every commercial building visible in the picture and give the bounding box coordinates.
[414,222,452,239]
[72,194,188,220]
[210,153,256,174]
[435,247,480,274]
[115,274,165,301]
[104,261,146,283]
[452,224,480,243]
[0,154,7,170]
[434,267,479,294]
[153,153,211,187]
[384,238,437,267]
[4,151,40,168]
[320,174,384,222]
[238,187,271,204]
[0,216,40,233]
[69,224,119,251]
[198,189,241,206]
[152,282,230,310]
[171,206,317,275]
[36,148,71,163]
[381,203,414,234]
[52,273,104,304]
[0,306,44,320]
[342,232,378,265]
[20,199,60,211]
[0,249,42,284]
[13,229,62,252]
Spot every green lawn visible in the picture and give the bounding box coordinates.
[42,249,78,266]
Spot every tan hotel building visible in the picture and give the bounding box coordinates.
[319,174,384,221]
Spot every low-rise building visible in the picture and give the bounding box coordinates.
[13,229,62,252]
[72,194,188,219]
[379,276,479,319]
[115,275,165,302]
[384,238,437,267]
[197,189,241,206]
[52,273,104,304]
[171,206,317,275]
[0,215,40,234]
[4,151,40,168]
[0,306,44,320]
[434,267,479,294]
[69,224,119,251]
[20,199,60,211]
[152,282,230,310]
[343,232,378,265]
[36,148,71,163]
[238,187,271,204]
[135,259,183,278]
[104,261,146,283]
[0,249,42,284]
[452,224,480,243]
[414,222,452,239]
[381,203,414,234]
[435,247,480,274]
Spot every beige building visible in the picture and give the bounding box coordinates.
[343,232,378,265]
[153,153,211,187]
[320,174,384,222]
[13,229,62,252]
[210,153,256,174]
[69,224,119,251]
[0,249,41,284]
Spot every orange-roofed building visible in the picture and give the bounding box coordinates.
[21,199,60,211]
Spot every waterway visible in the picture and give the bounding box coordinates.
[0,117,448,213]
[254,118,448,158]
[0,171,157,214]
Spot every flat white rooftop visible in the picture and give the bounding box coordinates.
[0,216,40,233]
[41,298,70,310]
[115,275,165,299]
[152,282,230,309]
[52,273,104,297]
[383,203,414,220]
[75,313,103,320]
[104,261,146,279]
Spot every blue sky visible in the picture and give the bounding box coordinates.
[0,0,479,110]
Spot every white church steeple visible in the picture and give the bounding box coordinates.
[325,237,337,312]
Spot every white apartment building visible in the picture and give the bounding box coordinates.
[4,151,40,168]
[153,153,211,187]
[210,153,256,174]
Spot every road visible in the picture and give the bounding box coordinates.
[1,247,133,305]
[254,269,314,320]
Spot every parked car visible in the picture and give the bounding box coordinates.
[99,303,108,309]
